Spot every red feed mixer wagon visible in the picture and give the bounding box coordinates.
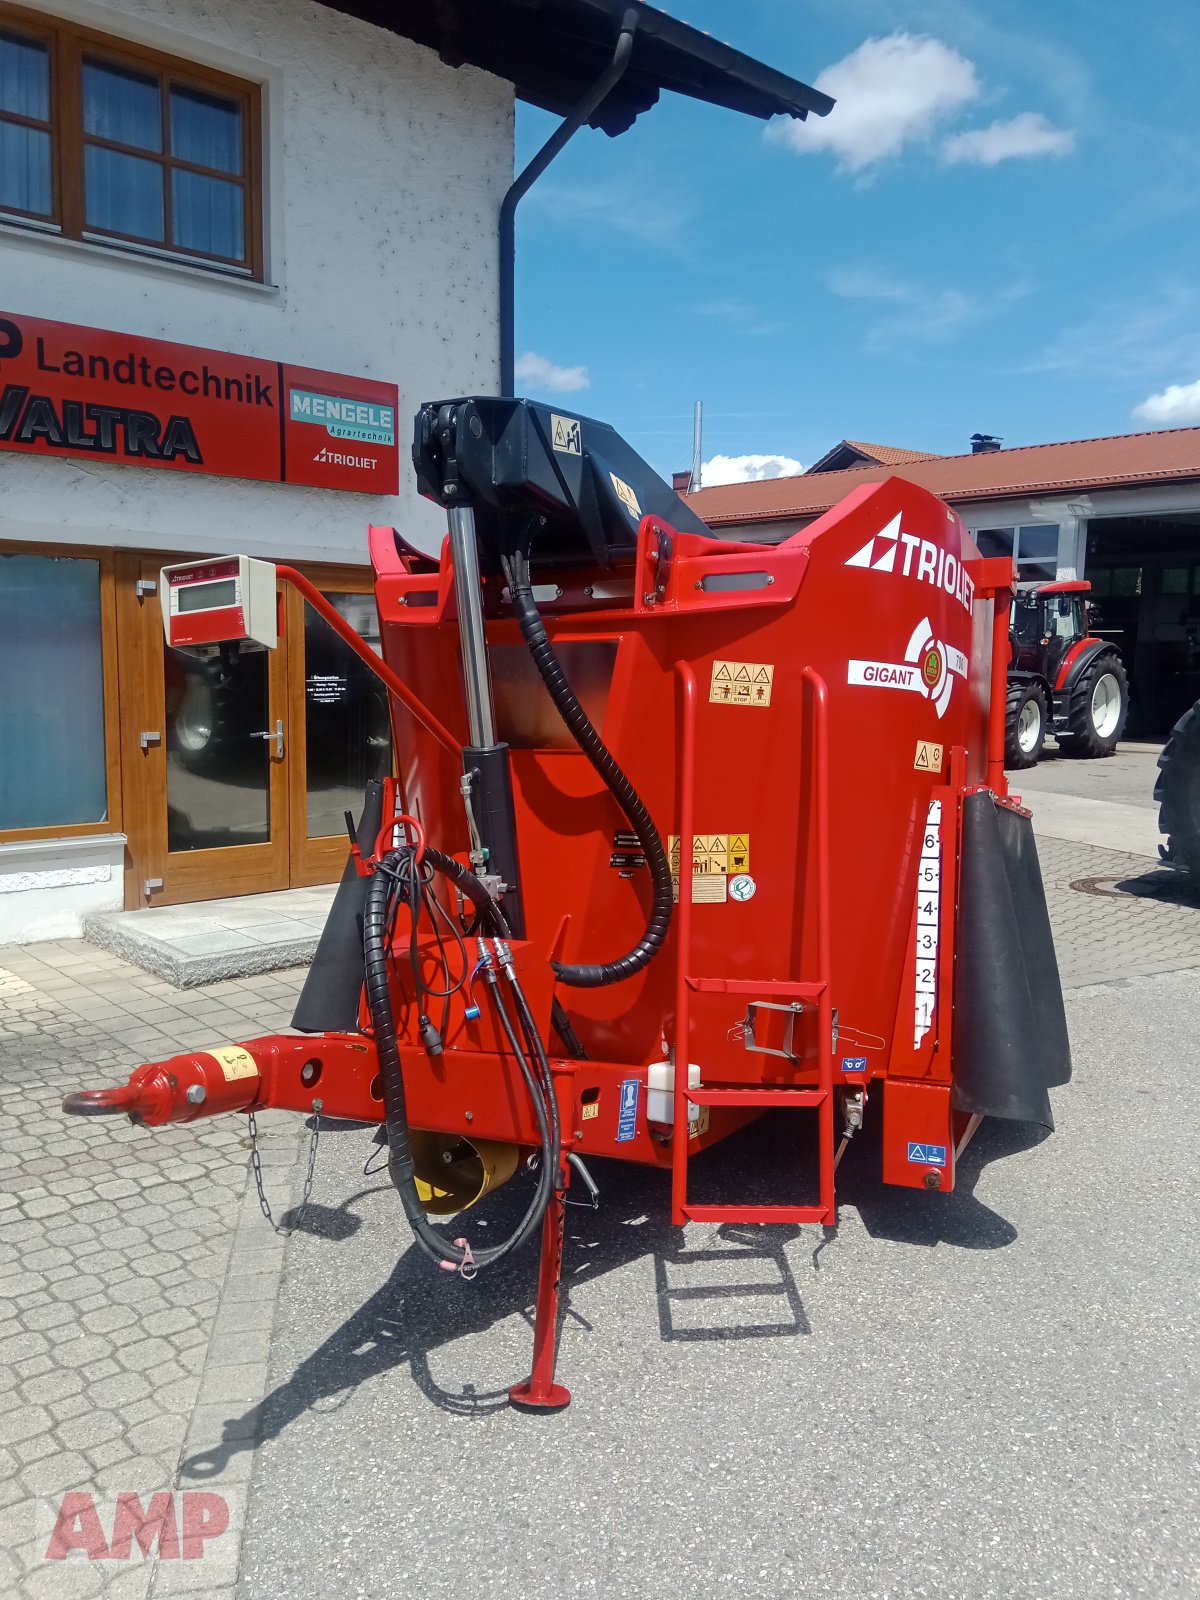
[64,397,1071,1410]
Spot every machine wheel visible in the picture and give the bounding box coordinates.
[1005,680,1048,769]
[1060,653,1128,758]
[1155,701,1200,879]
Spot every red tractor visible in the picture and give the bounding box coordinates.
[1005,580,1129,769]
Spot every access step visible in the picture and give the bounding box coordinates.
[687,1088,826,1108]
[682,1203,835,1225]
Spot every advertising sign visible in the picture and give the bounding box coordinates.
[0,312,399,495]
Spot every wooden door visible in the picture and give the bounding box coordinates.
[117,553,290,907]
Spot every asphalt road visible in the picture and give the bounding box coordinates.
[230,969,1199,1600]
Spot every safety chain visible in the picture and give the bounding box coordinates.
[247,1100,323,1235]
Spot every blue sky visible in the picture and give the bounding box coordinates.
[513,0,1200,484]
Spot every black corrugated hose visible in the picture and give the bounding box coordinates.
[502,551,674,987]
[363,845,560,1272]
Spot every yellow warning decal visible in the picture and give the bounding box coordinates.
[689,1104,711,1140]
[668,833,751,875]
[710,659,774,708]
[914,739,944,773]
[609,473,642,520]
[581,1101,599,1121]
[204,1045,259,1082]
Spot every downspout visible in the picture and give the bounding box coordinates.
[499,8,639,396]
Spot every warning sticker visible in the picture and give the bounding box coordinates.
[671,873,728,904]
[914,739,944,772]
[610,473,642,520]
[616,1079,640,1142]
[689,1104,711,1140]
[668,833,751,875]
[710,660,774,708]
[204,1045,258,1082]
[551,413,581,454]
[907,1141,947,1166]
[581,1100,599,1121]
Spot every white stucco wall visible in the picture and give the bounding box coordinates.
[0,0,513,563]
[0,834,125,942]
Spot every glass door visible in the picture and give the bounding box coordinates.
[286,579,392,887]
[119,554,289,906]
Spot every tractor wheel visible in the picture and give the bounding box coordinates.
[1155,701,1200,879]
[1005,680,1048,769]
[1060,653,1128,758]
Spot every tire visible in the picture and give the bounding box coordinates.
[1155,701,1200,879]
[1060,653,1128,758]
[1005,679,1048,769]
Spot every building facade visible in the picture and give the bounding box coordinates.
[689,429,1200,741]
[0,0,512,939]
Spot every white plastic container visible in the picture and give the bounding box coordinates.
[646,1060,701,1125]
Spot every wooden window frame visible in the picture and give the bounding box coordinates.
[0,2,263,279]
[0,539,123,844]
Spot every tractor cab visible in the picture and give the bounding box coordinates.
[1010,583,1091,682]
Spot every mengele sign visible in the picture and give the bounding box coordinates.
[0,312,399,495]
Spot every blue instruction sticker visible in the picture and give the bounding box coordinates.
[841,1056,868,1073]
[616,1078,640,1143]
[907,1141,947,1166]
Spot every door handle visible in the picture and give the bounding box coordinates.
[252,719,285,759]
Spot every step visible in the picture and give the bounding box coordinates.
[682,1203,834,1225]
[687,1087,826,1107]
[687,977,825,1000]
[82,886,336,987]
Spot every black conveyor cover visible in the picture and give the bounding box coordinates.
[291,781,383,1034]
[951,792,1071,1128]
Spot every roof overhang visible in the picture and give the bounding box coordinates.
[320,0,834,134]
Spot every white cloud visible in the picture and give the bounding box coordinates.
[942,111,1075,165]
[700,454,805,487]
[1133,380,1200,427]
[513,351,589,394]
[766,33,979,173]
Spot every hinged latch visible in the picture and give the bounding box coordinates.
[135,579,157,598]
[139,731,161,750]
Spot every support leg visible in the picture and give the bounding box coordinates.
[509,1163,571,1412]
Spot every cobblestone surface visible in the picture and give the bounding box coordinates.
[0,943,306,1599]
[1035,833,1200,988]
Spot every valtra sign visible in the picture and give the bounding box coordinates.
[0,312,399,495]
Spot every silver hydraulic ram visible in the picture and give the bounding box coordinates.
[439,460,524,935]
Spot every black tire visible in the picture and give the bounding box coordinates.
[1155,701,1200,878]
[1060,652,1128,758]
[1005,679,1048,769]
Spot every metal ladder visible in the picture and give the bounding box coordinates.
[670,663,836,1228]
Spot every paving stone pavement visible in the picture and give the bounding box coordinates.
[1035,832,1200,988]
[0,943,308,1599]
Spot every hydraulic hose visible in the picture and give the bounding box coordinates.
[363,850,558,1272]
[503,552,674,987]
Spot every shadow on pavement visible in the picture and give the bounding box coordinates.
[182,1109,1028,1463]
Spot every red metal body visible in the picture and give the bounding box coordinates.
[66,475,1043,1408]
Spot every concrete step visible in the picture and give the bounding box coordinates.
[83,885,337,987]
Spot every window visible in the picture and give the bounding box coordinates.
[975,523,1059,584]
[0,551,109,830]
[0,4,261,276]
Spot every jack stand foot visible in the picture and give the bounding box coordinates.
[508,1379,571,1412]
[510,1161,570,1413]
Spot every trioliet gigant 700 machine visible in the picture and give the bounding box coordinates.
[65,397,1071,1410]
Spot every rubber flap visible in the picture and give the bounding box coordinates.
[951,791,1072,1127]
[290,781,384,1034]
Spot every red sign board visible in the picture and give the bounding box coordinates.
[0,311,399,495]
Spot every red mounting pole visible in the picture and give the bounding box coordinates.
[671,662,699,1227]
[801,666,837,1226]
[509,1158,571,1413]
[275,564,462,757]
[967,555,1016,799]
